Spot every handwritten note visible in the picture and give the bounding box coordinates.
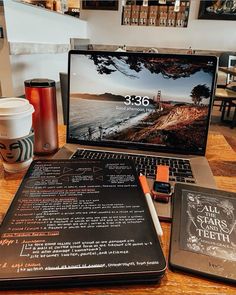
[0,160,165,284]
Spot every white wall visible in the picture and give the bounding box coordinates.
[3,0,87,95]
[9,53,69,95]
[0,5,13,96]
[4,0,87,43]
[80,1,236,51]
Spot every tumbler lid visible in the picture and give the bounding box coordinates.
[24,79,55,88]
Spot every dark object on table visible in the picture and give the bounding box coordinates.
[152,181,172,203]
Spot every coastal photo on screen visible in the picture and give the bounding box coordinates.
[69,53,215,153]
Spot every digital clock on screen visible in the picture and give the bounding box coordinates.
[124,95,150,106]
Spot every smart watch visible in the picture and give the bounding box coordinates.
[152,165,173,203]
[153,181,172,195]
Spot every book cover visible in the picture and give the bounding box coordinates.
[180,189,236,261]
[170,184,236,283]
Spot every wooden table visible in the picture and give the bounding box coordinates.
[219,66,236,77]
[0,126,236,294]
[219,66,236,92]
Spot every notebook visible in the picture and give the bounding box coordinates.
[54,50,218,220]
[0,159,166,289]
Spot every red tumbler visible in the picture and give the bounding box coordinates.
[24,79,59,155]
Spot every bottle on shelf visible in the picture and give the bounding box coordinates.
[187,47,193,54]
[53,0,57,11]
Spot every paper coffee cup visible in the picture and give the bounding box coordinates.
[0,98,34,139]
[0,98,34,173]
[0,132,34,173]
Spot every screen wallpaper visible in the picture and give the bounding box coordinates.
[68,53,216,154]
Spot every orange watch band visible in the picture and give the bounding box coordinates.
[156,165,169,182]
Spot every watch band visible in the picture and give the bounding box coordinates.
[153,165,171,203]
[156,165,169,182]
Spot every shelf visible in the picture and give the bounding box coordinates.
[122,0,190,28]
[9,42,70,55]
[13,0,80,19]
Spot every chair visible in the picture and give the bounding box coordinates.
[227,55,236,84]
[231,102,236,128]
[215,87,236,114]
[214,53,236,128]
[216,52,236,88]
[221,98,236,129]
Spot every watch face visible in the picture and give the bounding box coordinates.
[153,181,171,194]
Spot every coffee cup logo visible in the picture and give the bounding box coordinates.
[0,133,34,164]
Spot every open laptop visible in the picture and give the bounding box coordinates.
[54,50,218,220]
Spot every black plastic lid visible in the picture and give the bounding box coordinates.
[24,79,55,88]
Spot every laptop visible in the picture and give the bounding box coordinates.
[54,50,218,220]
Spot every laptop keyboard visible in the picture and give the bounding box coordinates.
[71,149,196,184]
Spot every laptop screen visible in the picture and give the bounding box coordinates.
[67,50,217,156]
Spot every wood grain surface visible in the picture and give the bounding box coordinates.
[219,67,236,77]
[0,126,235,294]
